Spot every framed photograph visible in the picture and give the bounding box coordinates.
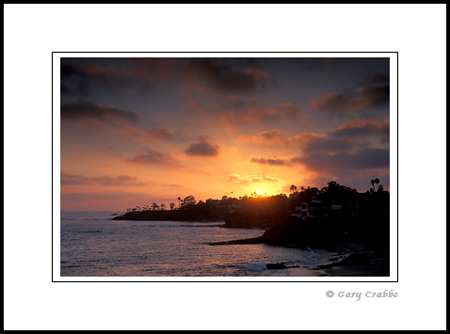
[5,3,446,330]
[52,52,398,282]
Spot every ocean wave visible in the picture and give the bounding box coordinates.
[130,225,156,228]
[245,262,269,271]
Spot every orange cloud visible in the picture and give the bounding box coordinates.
[61,170,144,186]
[129,148,178,165]
[238,129,320,147]
[121,125,140,137]
[227,173,280,186]
[186,97,299,127]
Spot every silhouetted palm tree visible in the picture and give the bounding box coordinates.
[290,184,297,194]
[183,195,196,206]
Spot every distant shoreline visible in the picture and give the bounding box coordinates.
[112,209,225,222]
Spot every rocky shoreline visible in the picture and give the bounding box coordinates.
[114,209,390,276]
[209,215,390,276]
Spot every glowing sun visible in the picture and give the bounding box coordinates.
[257,189,263,195]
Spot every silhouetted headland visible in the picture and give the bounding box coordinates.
[113,180,390,275]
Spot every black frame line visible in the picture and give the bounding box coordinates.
[4,2,448,4]
[52,51,399,283]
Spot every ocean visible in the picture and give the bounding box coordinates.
[60,211,333,277]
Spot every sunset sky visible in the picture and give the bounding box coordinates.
[60,57,390,211]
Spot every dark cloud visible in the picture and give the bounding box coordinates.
[240,117,389,177]
[330,118,389,144]
[185,96,299,127]
[238,129,320,147]
[182,59,271,94]
[61,100,137,125]
[292,57,340,70]
[243,130,354,153]
[61,61,140,96]
[311,74,389,114]
[311,92,369,114]
[184,141,220,157]
[290,117,389,179]
[145,127,175,141]
[219,103,300,125]
[303,137,355,153]
[128,58,175,80]
[293,148,389,171]
[364,72,389,85]
[187,96,263,113]
[250,157,289,166]
[277,102,300,117]
[61,62,92,96]
[61,170,143,186]
[219,95,263,110]
[62,58,272,97]
[129,148,177,165]
[356,84,389,107]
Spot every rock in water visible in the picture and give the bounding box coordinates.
[266,262,287,270]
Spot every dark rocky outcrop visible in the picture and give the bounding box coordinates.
[112,209,225,222]
[266,262,288,270]
[208,236,264,245]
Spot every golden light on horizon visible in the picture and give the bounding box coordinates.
[257,189,263,195]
